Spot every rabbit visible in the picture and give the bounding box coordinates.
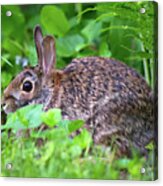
[2,25,155,156]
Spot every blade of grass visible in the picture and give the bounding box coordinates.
[1,56,13,67]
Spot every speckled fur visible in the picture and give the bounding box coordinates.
[55,57,154,155]
[3,27,154,156]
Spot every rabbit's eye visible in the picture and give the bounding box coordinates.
[22,81,33,92]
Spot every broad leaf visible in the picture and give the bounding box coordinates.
[41,5,70,36]
[81,20,102,43]
[41,108,62,127]
[56,34,85,57]
[3,104,43,131]
[59,119,84,133]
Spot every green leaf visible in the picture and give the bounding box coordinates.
[41,5,70,36]
[73,129,92,149]
[59,119,84,133]
[58,120,69,131]
[41,108,62,127]
[69,17,79,29]
[2,112,24,131]
[115,158,131,169]
[56,34,85,57]
[3,104,43,131]
[67,120,84,133]
[145,141,154,150]
[99,41,112,57]
[24,104,43,128]
[81,20,102,42]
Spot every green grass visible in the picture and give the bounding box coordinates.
[1,105,156,180]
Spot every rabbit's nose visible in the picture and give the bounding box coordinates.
[1,97,7,110]
[2,101,10,114]
[2,102,7,111]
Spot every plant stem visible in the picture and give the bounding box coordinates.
[139,35,151,86]
[150,58,154,89]
[143,58,150,86]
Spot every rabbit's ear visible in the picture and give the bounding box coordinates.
[34,26,56,75]
[34,25,43,66]
[42,36,56,75]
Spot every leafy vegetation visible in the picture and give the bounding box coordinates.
[1,105,155,180]
[1,1,157,180]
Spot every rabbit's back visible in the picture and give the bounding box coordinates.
[61,57,152,116]
[58,57,154,155]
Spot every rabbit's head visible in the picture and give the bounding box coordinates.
[2,26,58,114]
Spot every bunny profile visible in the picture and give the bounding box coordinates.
[3,25,155,156]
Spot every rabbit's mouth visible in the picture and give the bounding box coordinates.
[2,97,29,114]
[2,99,17,114]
